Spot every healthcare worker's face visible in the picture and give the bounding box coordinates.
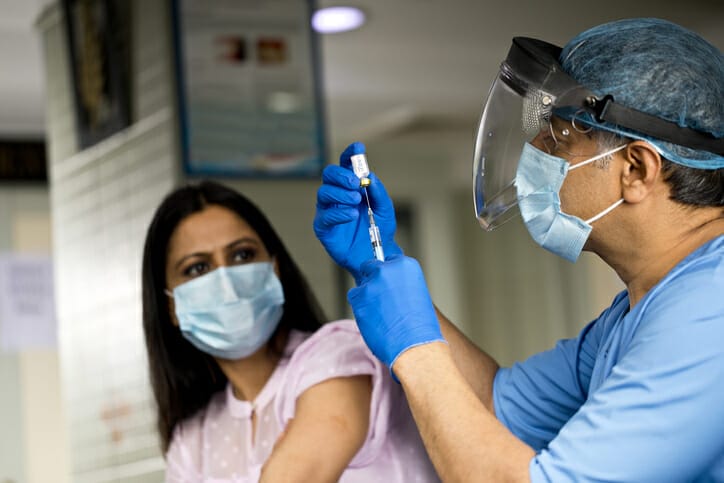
[532,117,624,230]
[165,204,277,326]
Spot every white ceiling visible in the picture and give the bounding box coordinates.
[0,0,47,137]
[0,0,722,143]
[318,0,724,144]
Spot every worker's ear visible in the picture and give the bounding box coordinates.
[619,141,662,204]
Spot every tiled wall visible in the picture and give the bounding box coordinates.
[38,2,180,481]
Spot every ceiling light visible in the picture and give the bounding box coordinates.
[312,7,365,34]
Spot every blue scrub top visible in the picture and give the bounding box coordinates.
[493,235,724,482]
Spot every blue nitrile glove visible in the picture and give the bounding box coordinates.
[313,142,402,282]
[347,254,445,375]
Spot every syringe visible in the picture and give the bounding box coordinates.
[351,152,385,262]
[367,205,385,262]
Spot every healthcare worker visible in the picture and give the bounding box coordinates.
[314,18,724,482]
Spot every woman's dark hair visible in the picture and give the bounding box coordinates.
[142,180,326,453]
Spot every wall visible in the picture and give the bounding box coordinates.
[37,1,178,481]
[33,2,633,482]
[36,1,344,481]
[0,186,70,483]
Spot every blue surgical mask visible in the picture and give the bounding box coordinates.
[168,261,285,359]
[514,142,626,262]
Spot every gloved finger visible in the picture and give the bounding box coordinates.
[339,141,366,169]
[317,184,362,206]
[360,254,413,280]
[347,284,364,305]
[384,253,405,263]
[366,172,395,215]
[347,283,368,306]
[313,206,359,228]
[357,258,384,280]
[322,165,362,190]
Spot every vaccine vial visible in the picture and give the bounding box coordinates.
[350,153,371,187]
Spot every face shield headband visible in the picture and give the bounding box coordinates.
[472,37,724,231]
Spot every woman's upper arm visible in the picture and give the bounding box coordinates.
[260,375,372,483]
[165,425,202,483]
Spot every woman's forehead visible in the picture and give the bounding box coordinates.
[168,205,261,255]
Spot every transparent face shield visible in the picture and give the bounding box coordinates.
[473,37,724,231]
[473,38,593,230]
[472,67,535,230]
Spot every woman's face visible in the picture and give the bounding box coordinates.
[165,204,275,324]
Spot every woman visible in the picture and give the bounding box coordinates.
[142,180,438,482]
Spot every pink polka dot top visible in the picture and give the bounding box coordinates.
[164,319,440,482]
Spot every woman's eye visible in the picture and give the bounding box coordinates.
[232,248,256,264]
[184,262,208,277]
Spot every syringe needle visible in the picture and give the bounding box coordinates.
[363,187,372,210]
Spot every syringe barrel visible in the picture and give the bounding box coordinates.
[369,225,385,261]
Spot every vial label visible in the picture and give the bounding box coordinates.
[350,153,369,179]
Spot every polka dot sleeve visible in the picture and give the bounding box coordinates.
[165,419,203,482]
[274,319,395,468]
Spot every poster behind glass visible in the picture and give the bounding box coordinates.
[63,0,132,150]
[172,0,326,177]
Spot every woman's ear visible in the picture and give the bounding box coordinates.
[620,141,663,204]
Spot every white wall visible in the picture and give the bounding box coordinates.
[38,1,177,481]
[0,349,24,483]
[31,2,700,482]
[0,186,70,483]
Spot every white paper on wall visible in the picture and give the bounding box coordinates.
[0,253,57,351]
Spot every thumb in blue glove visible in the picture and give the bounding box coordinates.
[347,254,445,378]
[313,142,402,282]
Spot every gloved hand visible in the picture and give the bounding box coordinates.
[348,254,445,376]
[313,142,402,282]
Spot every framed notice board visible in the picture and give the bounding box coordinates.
[171,0,327,178]
[62,0,132,149]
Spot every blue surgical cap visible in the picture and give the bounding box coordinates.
[559,18,724,169]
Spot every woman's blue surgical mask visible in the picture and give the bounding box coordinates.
[167,261,285,359]
[515,142,626,262]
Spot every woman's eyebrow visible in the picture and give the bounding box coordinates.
[224,237,260,250]
[173,237,261,270]
[174,251,207,270]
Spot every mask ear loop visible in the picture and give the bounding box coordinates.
[569,144,628,171]
[585,198,624,224]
